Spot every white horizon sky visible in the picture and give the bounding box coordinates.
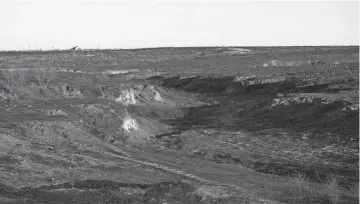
[0,0,359,50]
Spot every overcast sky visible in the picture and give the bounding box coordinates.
[0,0,359,50]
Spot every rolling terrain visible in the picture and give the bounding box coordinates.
[0,46,358,203]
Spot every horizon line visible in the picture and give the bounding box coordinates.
[0,45,359,52]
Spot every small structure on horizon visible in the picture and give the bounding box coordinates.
[69,46,80,51]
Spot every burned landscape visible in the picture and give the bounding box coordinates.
[0,46,358,203]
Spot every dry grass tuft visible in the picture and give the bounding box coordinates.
[350,182,359,201]
[322,176,340,204]
[287,173,346,204]
[289,171,313,203]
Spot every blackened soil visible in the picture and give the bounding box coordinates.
[1,180,202,204]
[153,75,359,187]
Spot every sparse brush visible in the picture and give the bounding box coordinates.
[1,68,56,88]
[0,82,11,94]
[323,177,339,204]
[349,182,359,200]
[291,171,307,184]
[24,69,47,87]
[0,69,25,88]
[23,69,59,97]
[46,134,62,152]
[95,115,122,136]
[0,71,21,106]
[289,171,312,203]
